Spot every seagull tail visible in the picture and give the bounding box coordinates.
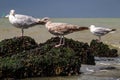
[69,26,89,32]
[111,29,116,31]
[110,29,116,33]
[78,26,89,31]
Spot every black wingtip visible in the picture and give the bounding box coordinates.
[112,29,116,31]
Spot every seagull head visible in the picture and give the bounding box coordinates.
[10,9,15,16]
[41,17,50,24]
[89,25,95,29]
[41,17,50,22]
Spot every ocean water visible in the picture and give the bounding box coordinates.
[0,18,120,80]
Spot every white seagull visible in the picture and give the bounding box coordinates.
[41,17,89,47]
[89,25,116,41]
[8,9,43,36]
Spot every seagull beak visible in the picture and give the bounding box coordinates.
[38,20,46,25]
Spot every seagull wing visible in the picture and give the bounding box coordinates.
[94,27,111,35]
[14,14,38,27]
[48,23,69,34]
[53,23,78,34]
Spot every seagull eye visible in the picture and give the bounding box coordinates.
[44,19,48,21]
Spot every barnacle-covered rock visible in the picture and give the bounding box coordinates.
[0,36,95,79]
[0,36,38,57]
[90,39,118,57]
[1,37,118,79]
[39,37,95,65]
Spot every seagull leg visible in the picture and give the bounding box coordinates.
[61,36,65,45]
[21,28,24,36]
[60,36,63,45]
[98,36,101,42]
[55,36,62,47]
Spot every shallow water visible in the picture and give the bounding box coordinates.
[0,18,120,80]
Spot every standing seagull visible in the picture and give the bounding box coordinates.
[41,17,89,47]
[89,25,116,41]
[8,9,43,36]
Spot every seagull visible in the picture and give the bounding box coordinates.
[89,25,116,41]
[8,9,43,36]
[41,17,89,47]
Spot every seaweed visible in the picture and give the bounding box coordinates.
[90,40,118,57]
[0,36,38,57]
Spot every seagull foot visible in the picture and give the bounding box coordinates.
[55,44,61,47]
[55,43,65,47]
[96,39,101,43]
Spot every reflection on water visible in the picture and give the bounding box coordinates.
[23,57,120,80]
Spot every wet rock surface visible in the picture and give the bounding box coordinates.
[0,36,38,57]
[90,40,118,57]
[0,36,118,79]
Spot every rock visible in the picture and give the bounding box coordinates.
[1,36,93,79]
[0,36,38,57]
[1,37,118,79]
[39,37,95,65]
[90,39,118,57]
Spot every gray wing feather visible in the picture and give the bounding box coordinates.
[15,14,37,27]
[94,28,110,35]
